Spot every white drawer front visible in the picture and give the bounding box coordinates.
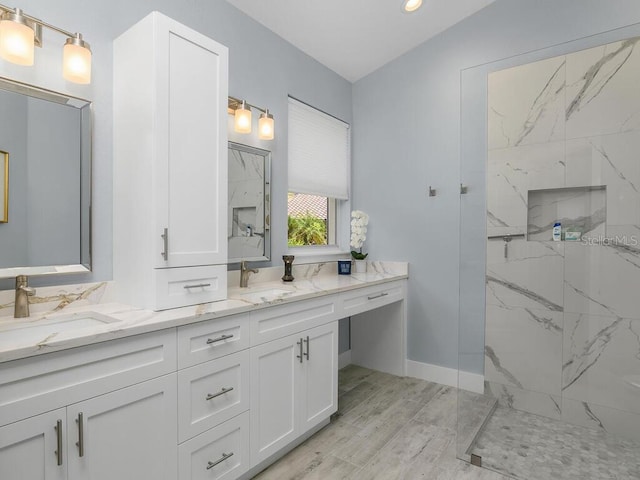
[178,350,249,442]
[0,329,176,427]
[250,296,338,345]
[154,265,227,310]
[340,280,405,316]
[177,314,250,369]
[178,411,250,480]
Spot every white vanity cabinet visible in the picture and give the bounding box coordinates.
[113,11,229,310]
[0,330,178,480]
[0,408,67,480]
[0,377,177,480]
[250,321,338,464]
[65,375,177,480]
[176,313,252,479]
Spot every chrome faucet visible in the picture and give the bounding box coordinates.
[240,261,258,288]
[15,275,36,318]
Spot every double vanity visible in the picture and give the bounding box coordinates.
[0,263,408,480]
[0,10,409,480]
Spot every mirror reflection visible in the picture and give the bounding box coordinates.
[0,77,92,278]
[228,142,271,262]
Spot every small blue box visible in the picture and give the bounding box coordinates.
[338,260,352,275]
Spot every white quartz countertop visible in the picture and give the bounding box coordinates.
[0,261,408,363]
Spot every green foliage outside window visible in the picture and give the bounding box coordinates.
[288,214,327,246]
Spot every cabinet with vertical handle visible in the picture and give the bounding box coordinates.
[249,321,338,465]
[0,374,177,480]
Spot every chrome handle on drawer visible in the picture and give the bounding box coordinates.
[75,412,84,457]
[55,419,63,466]
[296,338,303,363]
[160,228,168,261]
[183,283,211,289]
[206,387,234,400]
[367,292,389,300]
[206,452,234,470]
[303,336,310,361]
[206,334,234,345]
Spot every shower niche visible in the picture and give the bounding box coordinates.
[527,185,606,241]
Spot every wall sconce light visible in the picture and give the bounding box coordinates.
[228,96,275,140]
[234,100,252,134]
[259,110,274,140]
[0,3,92,84]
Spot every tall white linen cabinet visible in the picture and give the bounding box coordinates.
[114,12,228,310]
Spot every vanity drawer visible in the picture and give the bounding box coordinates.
[178,411,250,480]
[177,350,249,442]
[154,265,227,310]
[250,295,338,345]
[177,313,250,369]
[340,280,405,316]
[0,329,176,427]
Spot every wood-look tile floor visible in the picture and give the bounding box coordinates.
[252,365,509,480]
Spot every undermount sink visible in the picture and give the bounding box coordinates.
[0,312,119,347]
[237,287,295,303]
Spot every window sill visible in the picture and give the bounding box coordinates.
[286,246,351,264]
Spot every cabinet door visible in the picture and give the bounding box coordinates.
[66,374,177,480]
[250,334,300,464]
[155,16,228,268]
[299,322,338,432]
[0,408,66,480]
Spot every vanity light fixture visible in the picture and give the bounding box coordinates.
[402,0,423,13]
[234,100,252,134]
[0,3,92,84]
[259,109,274,140]
[228,96,276,140]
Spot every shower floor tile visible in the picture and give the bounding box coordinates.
[471,406,640,479]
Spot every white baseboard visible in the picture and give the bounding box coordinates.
[406,359,484,394]
[459,370,485,394]
[338,350,352,370]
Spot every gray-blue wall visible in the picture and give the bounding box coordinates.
[352,0,640,372]
[0,0,352,288]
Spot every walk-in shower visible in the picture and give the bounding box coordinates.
[458,25,640,480]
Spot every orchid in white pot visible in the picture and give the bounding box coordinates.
[350,210,369,261]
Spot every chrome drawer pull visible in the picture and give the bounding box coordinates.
[75,412,84,457]
[207,452,234,469]
[206,334,234,345]
[160,228,168,261]
[183,283,211,289]
[296,338,303,363]
[367,292,389,300]
[303,336,310,361]
[55,419,63,466]
[206,387,234,400]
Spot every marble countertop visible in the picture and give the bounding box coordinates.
[0,261,408,363]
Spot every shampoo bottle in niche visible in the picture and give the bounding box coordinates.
[553,222,562,241]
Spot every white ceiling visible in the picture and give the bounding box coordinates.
[225,0,496,82]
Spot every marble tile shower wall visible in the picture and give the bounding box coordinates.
[485,37,640,443]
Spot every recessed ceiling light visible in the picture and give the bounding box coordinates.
[402,0,423,13]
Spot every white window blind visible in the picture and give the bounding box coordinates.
[288,97,350,200]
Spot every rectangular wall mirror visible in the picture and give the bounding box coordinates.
[228,142,271,263]
[0,77,92,279]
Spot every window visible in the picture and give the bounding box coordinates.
[287,97,350,248]
[287,193,336,246]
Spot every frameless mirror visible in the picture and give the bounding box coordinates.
[0,77,92,279]
[228,142,271,262]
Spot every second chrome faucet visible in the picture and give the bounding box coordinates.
[240,260,258,288]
